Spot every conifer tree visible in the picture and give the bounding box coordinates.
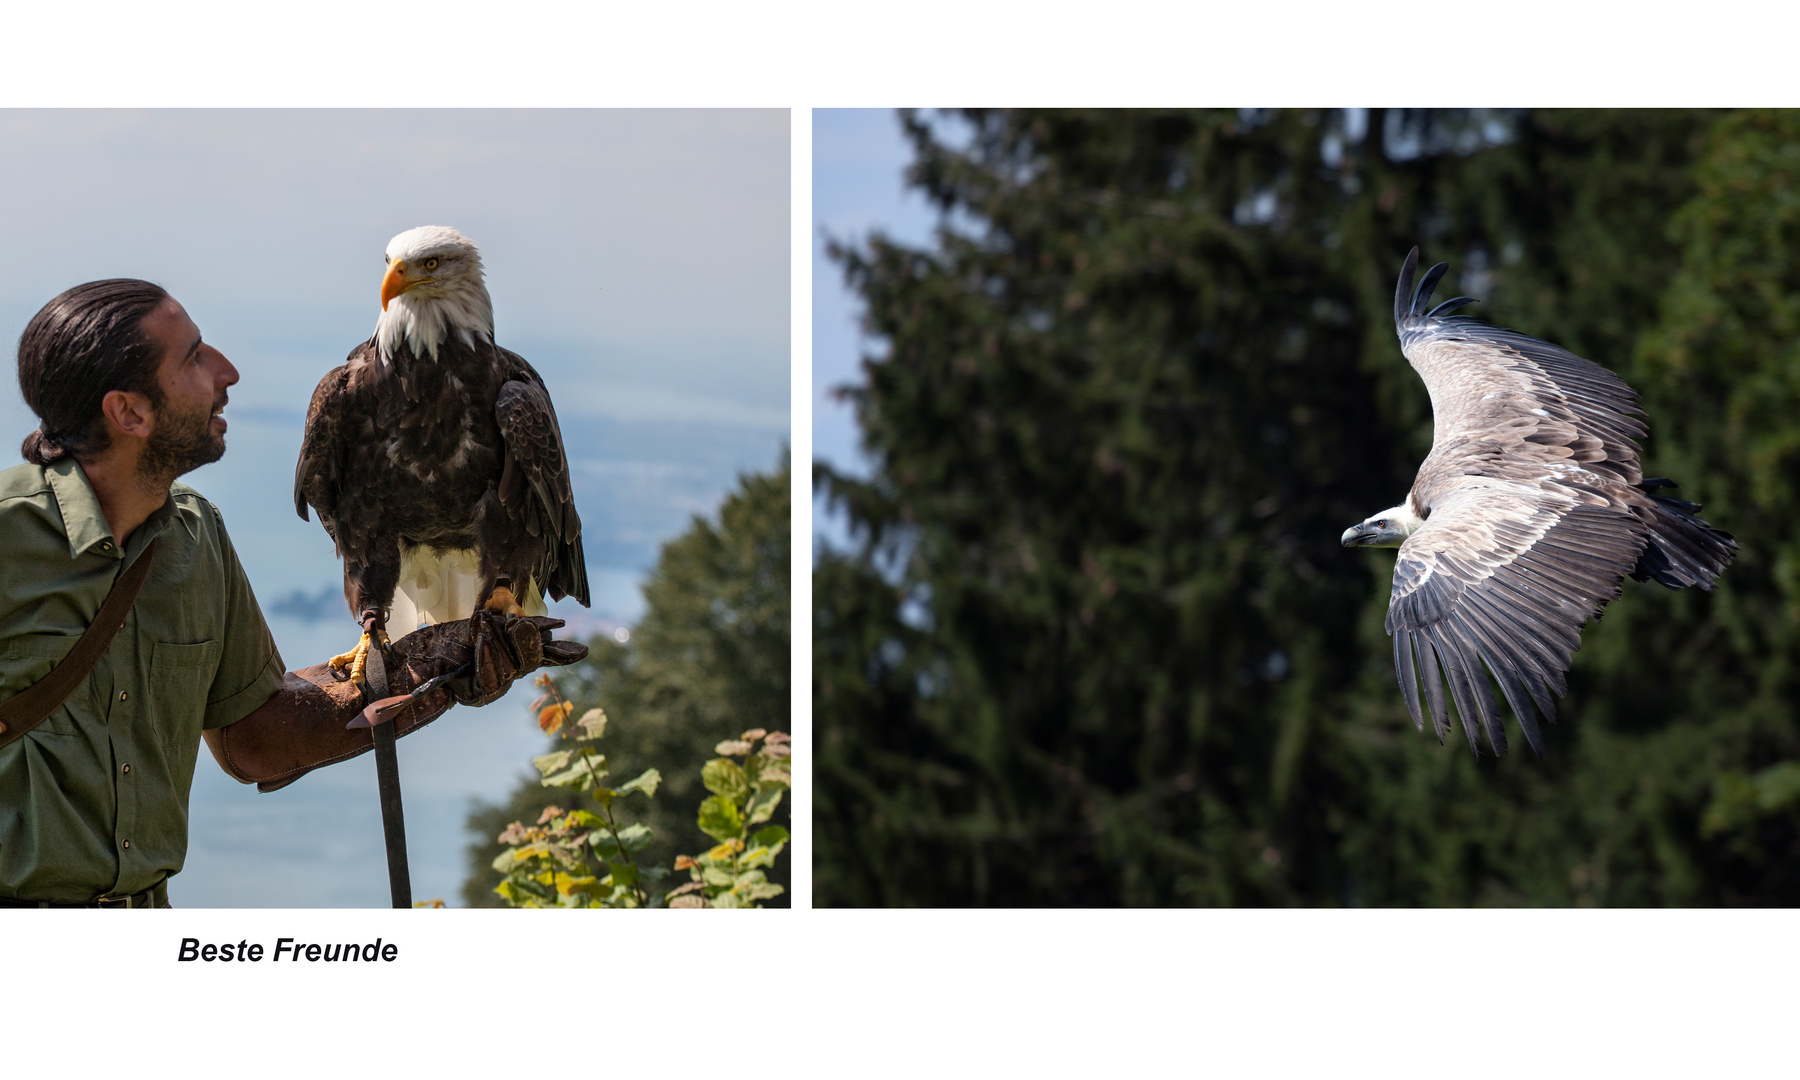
[815,109,1717,906]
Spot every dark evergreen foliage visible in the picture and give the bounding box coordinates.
[813,108,1765,907]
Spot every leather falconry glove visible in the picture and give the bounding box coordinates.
[208,612,588,793]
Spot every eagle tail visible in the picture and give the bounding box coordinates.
[1630,481,1738,590]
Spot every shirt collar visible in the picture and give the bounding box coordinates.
[44,457,176,561]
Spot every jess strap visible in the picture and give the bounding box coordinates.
[0,538,159,750]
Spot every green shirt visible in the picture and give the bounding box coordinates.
[0,458,285,902]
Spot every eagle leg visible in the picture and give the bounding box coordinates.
[326,610,395,688]
[331,552,401,685]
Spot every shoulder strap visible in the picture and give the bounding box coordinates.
[0,537,160,750]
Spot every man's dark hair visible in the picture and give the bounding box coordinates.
[18,278,171,466]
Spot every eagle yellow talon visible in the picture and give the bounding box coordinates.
[329,627,393,686]
[328,633,372,681]
[483,585,524,616]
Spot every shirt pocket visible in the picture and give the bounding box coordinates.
[148,639,222,746]
[0,635,79,737]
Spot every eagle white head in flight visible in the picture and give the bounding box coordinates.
[1343,248,1735,758]
[295,225,590,683]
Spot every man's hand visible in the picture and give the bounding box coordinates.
[205,613,590,792]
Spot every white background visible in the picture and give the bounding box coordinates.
[3,2,1796,1076]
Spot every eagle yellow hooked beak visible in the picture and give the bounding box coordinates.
[381,259,409,310]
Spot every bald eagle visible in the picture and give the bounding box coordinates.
[295,225,589,680]
[1341,248,1735,758]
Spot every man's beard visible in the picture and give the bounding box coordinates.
[136,393,226,489]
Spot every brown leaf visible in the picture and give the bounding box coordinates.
[536,805,565,825]
[715,739,753,756]
[538,700,574,733]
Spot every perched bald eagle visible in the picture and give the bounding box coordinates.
[1341,248,1735,758]
[295,225,589,680]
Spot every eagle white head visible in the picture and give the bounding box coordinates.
[374,225,495,361]
[1341,501,1427,549]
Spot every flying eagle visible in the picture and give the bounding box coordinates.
[295,225,589,680]
[1340,248,1735,757]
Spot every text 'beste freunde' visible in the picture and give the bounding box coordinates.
[176,937,398,962]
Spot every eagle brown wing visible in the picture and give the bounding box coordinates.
[493,354,589,606]
[293,353,358,528]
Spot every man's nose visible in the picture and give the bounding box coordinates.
[209,346,240,388]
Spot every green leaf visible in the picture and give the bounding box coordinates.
[701,864,735,888]
[532,750,574,777]
[702,758,751,801]
[751,825,790,848]
[574,708,608,741]
[697,794,745,841]
[540,760,608,791]
[607,861,639,889]
[737,881,785,902]
[747,788,784,824]
[616,768,662,799]
[614,822,655,853]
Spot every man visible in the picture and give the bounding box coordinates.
[0,279,581,908]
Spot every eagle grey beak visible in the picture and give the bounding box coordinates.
[1341,524,1368,547]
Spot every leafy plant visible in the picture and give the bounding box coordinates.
[488,677,792,909]
[669,730,792,909]
[489,675,665,908]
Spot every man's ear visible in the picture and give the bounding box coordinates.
[100,389,155,440]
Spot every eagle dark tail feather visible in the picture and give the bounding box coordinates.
[1630,478,1738,590]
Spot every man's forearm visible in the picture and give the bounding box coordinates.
[203,661,453,793]
[203,612,585,793]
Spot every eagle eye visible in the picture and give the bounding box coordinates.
[424,257,440,271]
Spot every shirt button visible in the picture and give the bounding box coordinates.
[122,840,131,849]
[100,541,113,551]
[121,764,131,774]
[119,691,128,702]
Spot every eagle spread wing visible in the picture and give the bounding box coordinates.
[1369,248,1735,757]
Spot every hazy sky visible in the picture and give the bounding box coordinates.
[0,109,789,906]
[0,109,788,431]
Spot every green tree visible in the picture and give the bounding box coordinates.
[815,108,1722,906]
[465,449,792,907]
